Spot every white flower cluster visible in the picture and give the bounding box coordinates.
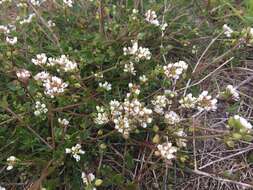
[163,61,188,80]
[65,144,85,162]
[48,55,78,72]
[160,23,168,31]
[157,142,177,160]
[6,36,17,45]
[225,85,240,101]
[34,101,48,116]
[179,93,197,109]
[145,10,168,31]
[58,118,69,126]
[175,130,187,147]
[0,24,17,45]
[43,76,68,98]
[131,8,139,20]
[34,72,68,98]
[94,106,109,125]
[128,83,140,95]
[109,97,153,137]
[32,54,78,72]
[151,95,171,115]
[0,25,10,34]
[223,24,233,38]
[19,13,36,25]
[47,20,56,27]
[139,75,148,83]
[164,111,181,125]
[6,156,18,171]
[34,71,51,81]
[17,2,27,7]
[32,53,47,66]
[63,0,73,7]
[16,69,31,81]
[233,115,252,132]
[99,81,112,91]
[165,89,177,98]
[82,172,95,186]
[30,0,44,6]
[124,62,136,75]
[197,91,217,111]
[123,41,151,62]
[145,10,159,26]
[94,72,104,79]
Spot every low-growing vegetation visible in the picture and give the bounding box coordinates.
[0,0,253,189]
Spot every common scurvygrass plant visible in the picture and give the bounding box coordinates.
[0,0,253,189]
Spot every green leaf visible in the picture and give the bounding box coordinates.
[0,95,8,109]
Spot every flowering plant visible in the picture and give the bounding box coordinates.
[0,0,253,189]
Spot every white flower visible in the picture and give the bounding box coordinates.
[179,93,197,109]
[145,10,160,26]
[32,53,47,66]
[109,97,152,137]
[82,172,95,185]
[58,118,69,126]
[151,95,171,115]
[99,81,112,91]
[43,76,68,98]
[30,0,44,6]
[16,69,31,81]
[131,9,139,20]
[164,90,177,98]
[124,62,136,75]
[123,41,151,62]
[197,91,217,111]
[223,24,233,38]
[0,25,10,34]
[34,101,48,116]
[132,9,138,14]
[175,130,187,147]
[63,0,73,7]
[139,75,148,83]
[6,36,17,45]
[34,71,50,81]
[226,85,240,101]
[48,55,78,72]
[47,20,56,27]
[6,156,18,171]
[233,115,252,131]
[17,2,27,7]
[164,111,180,125]
[65,144,85,162]
[94,72,104,79]
[128,83,140,95]
[94,106,109,125]
[163,61,188,80]
[160,22,168,31]
[19,13,36,25]
[157,142,177,160]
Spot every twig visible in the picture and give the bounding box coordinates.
[184,32,224,95]
[199,144,253,170]
[179,57,234,91]
[236,75,253,89]
[186,168,253,189]
[4,107,53,150]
